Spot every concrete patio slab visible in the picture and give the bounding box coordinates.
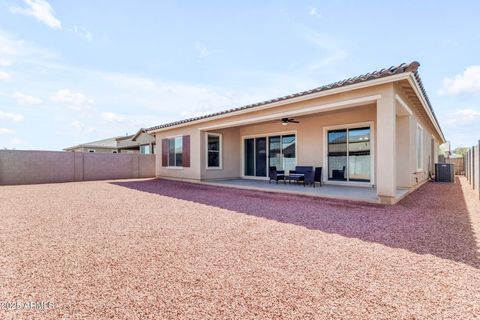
[202,178,409,203]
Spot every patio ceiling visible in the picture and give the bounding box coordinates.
[198,95,381,131]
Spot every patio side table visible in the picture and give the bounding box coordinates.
[284,173,305,185]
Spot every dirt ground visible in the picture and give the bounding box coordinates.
[0,177,479,319]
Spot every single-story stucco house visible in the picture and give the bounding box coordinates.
[146,61,445,204]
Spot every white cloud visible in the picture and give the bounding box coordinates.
[180,106,221,118]
[303,30,349,70]
[0,58,11,67]
[51,89,94,111]
[0,30,57,69]
[0,128,15,135]
[70,120,95,133]
[12,92,42,105]
[439,65,480,95]
[97,111,162,138]
[103,73,238,115]
[194,41,210,58]
[0,110,24,122]
[70,120,84,129]
[101,112,127,123]
[71,26,93,42]
[0,137,31,150]
[308,7,322,19]
[0,70,10,80]
[10,0,62,29]
[442,108,480,126]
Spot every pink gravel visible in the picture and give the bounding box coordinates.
[0,177,479,319]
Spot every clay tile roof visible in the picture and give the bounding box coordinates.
[147,61,437,133]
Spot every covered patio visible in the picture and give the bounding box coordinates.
[197,88,421,205]
[203,178,410,204]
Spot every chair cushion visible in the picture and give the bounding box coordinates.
[293,166,314,174]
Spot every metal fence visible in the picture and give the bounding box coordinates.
[464,142,480,199]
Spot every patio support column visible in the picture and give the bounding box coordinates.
[376,89,397,204]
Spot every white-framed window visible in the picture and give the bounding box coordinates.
[206,133,222,169]
[416,124,423,171]
[168,136,183,167]
[140,144,151,154]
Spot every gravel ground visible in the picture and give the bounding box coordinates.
[0,177,479,319]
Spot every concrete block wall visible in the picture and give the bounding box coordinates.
[464,143,480,200]
[139,154,156,178]
[0,150,155,185]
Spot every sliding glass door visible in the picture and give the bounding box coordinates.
[255,137,267,177]
[327,130,348,181]
[244,138,267,177]
[244,138,255,176]
[327,127,371,183]
[244,134,296,177]
[348,127,371,182]
[281,135,296,171]
[268,136,281,170]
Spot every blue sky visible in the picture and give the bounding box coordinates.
[0,0,479,150]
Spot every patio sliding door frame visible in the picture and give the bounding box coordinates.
[322,121,375,187]
[240,130,297,180]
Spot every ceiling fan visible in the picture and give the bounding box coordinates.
[281,117,299,126]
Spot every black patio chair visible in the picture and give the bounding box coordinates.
[332,166,346,180]
[313,167,322,187]
[269,166,285,184]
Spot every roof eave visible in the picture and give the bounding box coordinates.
[406,73,446,143]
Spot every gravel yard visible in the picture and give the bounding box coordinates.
[1,177,479,319]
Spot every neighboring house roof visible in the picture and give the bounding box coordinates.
[64,132,154,151]
[63,137,120,151]
[115,134,140,149]
[115,134,135,141]
[146,61,444,141]
[131,128,147,141]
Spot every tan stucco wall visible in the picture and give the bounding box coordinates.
[396,115,411,188]
[155,126,201,180]
[393,86,441,188]
[0,150,155,185]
